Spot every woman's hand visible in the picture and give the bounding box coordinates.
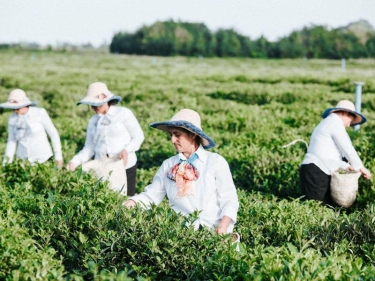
[360,167,371,180]
[55,160,63,168]
[119,149,128,166]
[215,216,232,235]
[66,162,76,171]
[122,199,136,208]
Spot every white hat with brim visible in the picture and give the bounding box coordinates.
[77,82,121,106]
[322,100,366,126]
[0,89,37,110]
[150,108,216,149]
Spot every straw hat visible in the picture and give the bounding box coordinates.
[0,89,36,109]
[77,82,121,106]
[150,109,216,149]
[322,100,366,126]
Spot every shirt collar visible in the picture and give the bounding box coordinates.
[97,105,116,118]
[26,106,34,117]
[178,145,207,163]
[14,106,34,118]
[106,105,116,116]
[329,112,345,127]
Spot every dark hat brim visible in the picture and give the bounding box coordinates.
[322,108,367,126]
[77,96,121,106]
[150,120,216,149]
[0,101,37,109]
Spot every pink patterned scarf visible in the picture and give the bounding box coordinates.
[167,153,199,197]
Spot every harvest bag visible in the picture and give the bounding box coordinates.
[330,169,361,208]
[82,158,127,195]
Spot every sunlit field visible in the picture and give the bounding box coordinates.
[1,50,375,280]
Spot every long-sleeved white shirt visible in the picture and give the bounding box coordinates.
[70,106,144,169]
[130,145,239,232]
[302,113,363,175]
[3,107,63,164]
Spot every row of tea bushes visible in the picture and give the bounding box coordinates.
[1,161,375,279]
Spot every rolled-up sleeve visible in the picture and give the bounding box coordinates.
[40,109,63,161]
[130,164,167,208]
[123,110,144,154]
[215,155,239,223]
[70,119,96,166]
[331,123,363,170]
[3,119,17,164]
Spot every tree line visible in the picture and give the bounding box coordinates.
[110,20,375,59]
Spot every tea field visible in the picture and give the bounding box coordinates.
[1,50,375,280]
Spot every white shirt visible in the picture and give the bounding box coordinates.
[3,107,63,164]
[130,145,239,232]
[70,106,144,169]
[302,113,363,175]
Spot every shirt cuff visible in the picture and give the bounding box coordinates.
[69,158,81,167]
[220,206,238,223]
[129,194,153,209]
[54,152,63,161]
[339,162,351,170]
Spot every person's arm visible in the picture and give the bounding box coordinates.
[216,216,233,235]
[3,119,17,165]
[40,109,63,167]
[214,155,239,234]
[331,123,364,171]
[359,167,371,180]
[331,122,371,180]
[122,163,167,208]
[122,109,145,155]
[67,118,96,170]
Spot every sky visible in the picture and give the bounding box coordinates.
[1,0,375,47]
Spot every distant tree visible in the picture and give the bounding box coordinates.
[366,35,375,57]
[109,20,375,59]
[333,31,367,59]
[215,29,242,57]
[252,36,270,58]
[276,31,305,58]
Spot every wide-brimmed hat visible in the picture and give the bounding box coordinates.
[322,100,366,126]
[77,82,121,106]
[0,89,37,110]
[150,109,216,149]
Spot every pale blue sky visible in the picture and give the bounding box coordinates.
[1,0,374,47]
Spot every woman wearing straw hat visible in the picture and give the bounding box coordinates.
[0,89,63,167]
[66,82,144,196]
[300,100,371,205]
[123,109,239,235]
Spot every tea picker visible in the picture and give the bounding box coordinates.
[285,100,371,207]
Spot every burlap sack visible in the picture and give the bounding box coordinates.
[330,169,361,208]
[82,158,127,195]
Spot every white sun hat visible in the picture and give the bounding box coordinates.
[322,100,366,126]
[77,82,121,106]
[150,108,216,149]
[0,89,37,110]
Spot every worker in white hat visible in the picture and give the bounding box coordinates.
[0,89,63,167]
[300,100,371,205]
[66,82,144,196]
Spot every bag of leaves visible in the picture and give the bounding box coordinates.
[330,169,361,208]
[82,157,127,195]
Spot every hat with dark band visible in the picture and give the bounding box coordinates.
[77,82,121,106]
[322,100,366,126]
[150,109,216,149]
[0,89,37,110]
